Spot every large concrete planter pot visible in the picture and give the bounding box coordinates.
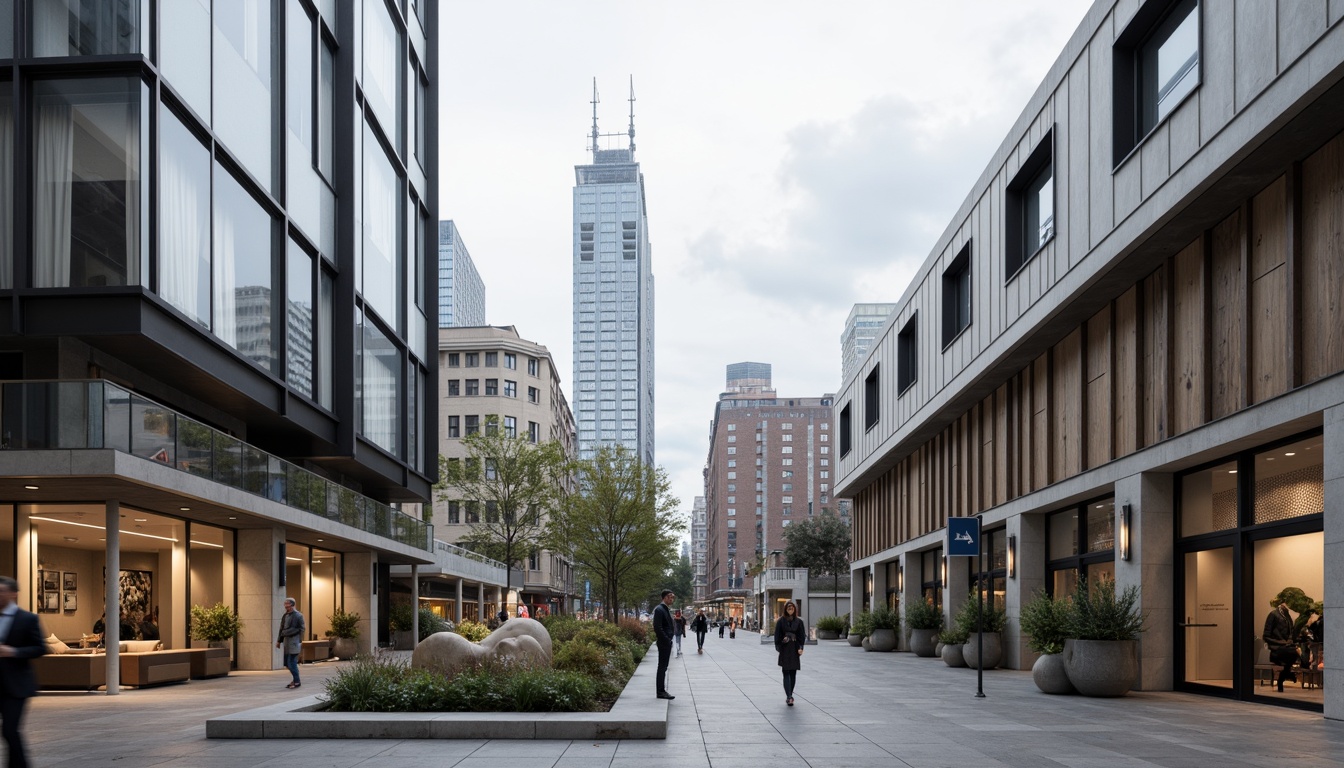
[817,629,840,640]
[861,635,874,651]
[1062,639,1138,697]
[869,628,897,652]
[330,637,358,659]
[963,632,1001,669]
[847,633,864,647]
[909,628,939,658]
[1032,653,1075,695]
[935,641,945,657]
[941,643,966,667]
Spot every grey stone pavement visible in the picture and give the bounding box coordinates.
[20,633,1344,768]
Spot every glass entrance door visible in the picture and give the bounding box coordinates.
[1181,545,1235,689]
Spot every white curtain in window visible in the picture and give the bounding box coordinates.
[213,197,238,344]
[0,99,12,288]
[159,130,203,323]
[34,103,73,288]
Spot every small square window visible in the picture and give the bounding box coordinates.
[447,353,459,367]
[465,353,479,367]
[485,352,498,367]
[504,380,517,397]
[504,353,516,370]
[465,379,479,396]
[485,379,498,395]
[447,416,459,438]
[1006,131,1054,280]
[941,242,972,348]
[447,380,459,396]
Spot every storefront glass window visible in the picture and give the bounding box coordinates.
[188,522,235,650]
[920,548,941,612]
[0,504,14,581]
[1252,436,1324,525]
[1046,497,1115,598]
[1047,509,1077,559]
[1086,500,1115,553]
[1253,532,1324,701]
[1180,460,1239,536]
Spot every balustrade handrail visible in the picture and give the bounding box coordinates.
[0,379,432,551]
[434,538,506,569]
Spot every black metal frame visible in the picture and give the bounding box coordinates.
[1044,494,1117,597]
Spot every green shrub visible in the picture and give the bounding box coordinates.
[508,668,597,712]
[540,614,584,644]
[1067,577,1144,641]
[418,608,450,641]
[850,610,874,637]
[388,603,415,632]
[323,655,597,712]
[189,602,241,642]
[326,608,361,639]
[454,619,490,642]
[617,617,647,645]
[815,615,847,633]
[554,638,608,678]
[870,606,900,631]
[954,591,1007,635]
[938,627,968,645]
[1018,589,1073,654]
[903,599,943,631]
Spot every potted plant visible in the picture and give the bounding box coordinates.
[815,615,847,640]
[1018,589,1074,694]
[389,602,416,650]
[190,602,241,648]
[904,599,943,657]
[848,610,872,647]
[955,590,1007,669]
[867,606,900,652]
[1061,577,1145,697]
[939,627,968,667]
[326,607,361,659]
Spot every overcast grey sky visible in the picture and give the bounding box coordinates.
[438,1,1095,532]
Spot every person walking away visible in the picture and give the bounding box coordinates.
[673,610,686,656]
[0,575,47,768]
[774,600,806,706]
[718,616,725,638]
[692,609,709,654]
[276,597,305,689]
[653,590,676,699]
[729,616,736,639]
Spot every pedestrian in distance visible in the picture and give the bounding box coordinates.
[673,609,686,656]
[275,597,305,689]
[0,575,47,768]
[653,590,676,699]
[692,608,709,654]
[774,600,806,706]
[729,616,736,639]
[718,616,725,638]
[497,607,509,625]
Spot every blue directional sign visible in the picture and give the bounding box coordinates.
[947,517,981,557]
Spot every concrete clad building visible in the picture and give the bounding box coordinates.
[433,326,578,615]
[0,1,512,684]
[836,0,1344,717]
[703,363,845,622]
[437,220,485,328]
[572,83,655,466]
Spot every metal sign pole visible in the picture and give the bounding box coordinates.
[975,516,985,699]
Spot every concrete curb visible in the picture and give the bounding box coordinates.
[206,645,668,740]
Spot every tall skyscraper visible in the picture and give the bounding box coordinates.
[841,303,897,384]
[571,80,655,465]
[438,220,486,328]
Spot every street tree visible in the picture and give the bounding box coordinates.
[547,444,683,621]
[435,416,569,602]
[783,510,852,613]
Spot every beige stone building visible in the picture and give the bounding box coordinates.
[434,326,578,615]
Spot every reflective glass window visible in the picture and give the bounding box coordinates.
[1180,461,1239,537]
[32,0,144,56]
[362,0,402,150]
[33,77,146,288]
[213,162,275,371]
[285,0,319,236]
[1140,0,1199,132]
[1085,500,1115,554]
[0,81,11,287]
[1,0,12,58]
[286,238,314,397]
[161,0,211,119]
[214,0,275,190]
[157,105,211,327]
[1252,436,1324,525]
[318,39,334,181]
[318,268,333,408]
[1048,509,1078,560]
[362,123,402,326]
[360,315,401,455]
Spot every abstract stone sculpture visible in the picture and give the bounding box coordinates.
[411,618,552,679]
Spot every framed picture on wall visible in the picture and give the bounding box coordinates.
[64,591,77,611]
[43,591,59,612]
[63,571,77,591]
[36,569,59,613]
[103,569,153,621]
[41,570,59,592]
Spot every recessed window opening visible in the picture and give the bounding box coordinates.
[1006,130,1054,280]
[941,242,972,348]
[863,366,880,431]
[1114,0,1200,164]
[896,313,918,395]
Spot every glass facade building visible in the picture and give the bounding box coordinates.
[840,303,896,385]
[437,220,485,328]
[572,137,655,465]
[0,0,440,674]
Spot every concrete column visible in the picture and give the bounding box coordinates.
[343,552,376,655]
[848,566,864,620]
[477,584,485,621]
[871,560,888,612]
[1324,404,1344,721]
[454,578,464,623]
[1005,512,1046,671]
[410,564,420,646]
[236,527,285,670]
[105,501,120,695]
[1115,472,1175,691]
[898,551,919,650]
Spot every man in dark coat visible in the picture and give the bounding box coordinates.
[0,576,47,768]
[652,590,676,700]
[1263,599,1298,691]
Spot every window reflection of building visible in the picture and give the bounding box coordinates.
[1046,498,1116,598]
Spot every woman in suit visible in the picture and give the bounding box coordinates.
[774,600,807,706]
[1,575,48,768]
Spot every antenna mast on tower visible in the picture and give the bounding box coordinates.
[627,76,636,155]
[590,78,600,160]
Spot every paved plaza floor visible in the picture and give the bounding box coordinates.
[20,633,1344,768]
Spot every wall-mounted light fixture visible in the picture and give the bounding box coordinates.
[897,563,904,593]
[1119,504,1132,561]
[1007,535,1017,579]
[940,555,947,588]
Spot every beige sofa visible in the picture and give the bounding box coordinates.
[34,640,195,690]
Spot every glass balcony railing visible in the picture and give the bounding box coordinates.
[0,380,432,551]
